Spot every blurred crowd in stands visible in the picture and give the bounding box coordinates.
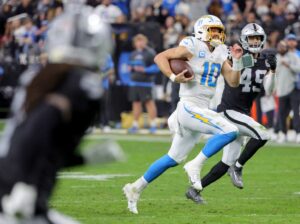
[0,0,300,143]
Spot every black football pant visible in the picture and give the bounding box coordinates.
[0,102,84,215]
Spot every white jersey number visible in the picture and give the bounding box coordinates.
[240,68,266,93]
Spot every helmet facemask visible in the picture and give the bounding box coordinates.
[194,15,226,47]
[245,35,264,53]
[206,26,226,47]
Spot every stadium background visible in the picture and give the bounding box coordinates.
[0,1,300,223]
[0,0,300,138]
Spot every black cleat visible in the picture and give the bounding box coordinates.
[228,166,244,189]
[185,187,206,204]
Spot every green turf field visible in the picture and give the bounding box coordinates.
[51,136,300,224]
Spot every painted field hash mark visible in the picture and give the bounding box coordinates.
[58,172,131,181]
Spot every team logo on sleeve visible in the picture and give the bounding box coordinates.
[198,51,205,58]
[183,40,189,45]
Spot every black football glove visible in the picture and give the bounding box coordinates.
[266,54,277,71]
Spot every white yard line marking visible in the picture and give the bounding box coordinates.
[85,133,172,142]
[85,133,300,147]
[58,172,131,181]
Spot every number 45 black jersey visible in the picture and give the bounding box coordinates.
[217,51,271,115]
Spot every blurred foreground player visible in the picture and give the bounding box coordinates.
[0,2,122,224]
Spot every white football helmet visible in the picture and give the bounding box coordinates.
[240,23,266,53]
[193,15,225,47]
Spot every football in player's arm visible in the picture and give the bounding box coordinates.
[123,15,244,214]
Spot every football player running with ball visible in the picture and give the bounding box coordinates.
[123,15,244,214]
[186,23,277,204]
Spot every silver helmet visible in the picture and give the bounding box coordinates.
[240,23,266,53]
[46,4,112,68]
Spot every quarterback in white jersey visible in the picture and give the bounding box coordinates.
[178,35,228,105]
[185,23,278,205]
[123,15,243,214]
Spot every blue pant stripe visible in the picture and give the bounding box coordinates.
[143,154,178,183]
[202,131,238,158]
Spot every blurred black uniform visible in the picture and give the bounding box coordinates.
[0,64,102,215]
[0,2,112,223]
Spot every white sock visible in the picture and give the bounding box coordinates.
[188,151,208,171]
[132,120,138,128]
[235,161,243,168]
[132,176,148,192]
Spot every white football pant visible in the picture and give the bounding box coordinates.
[167,101,238,163]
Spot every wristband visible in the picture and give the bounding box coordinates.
[169,73,176,82]
[232,58,243,71]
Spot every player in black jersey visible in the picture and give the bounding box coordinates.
[185,23,277,204]
[0,3,121,224]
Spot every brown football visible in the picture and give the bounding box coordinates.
[169,59,194,78]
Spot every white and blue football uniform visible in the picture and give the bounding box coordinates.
[167,36,238,163]
[179,36,228,106]
[123,15,241,214]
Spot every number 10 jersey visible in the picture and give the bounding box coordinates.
[178,36,228,107]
